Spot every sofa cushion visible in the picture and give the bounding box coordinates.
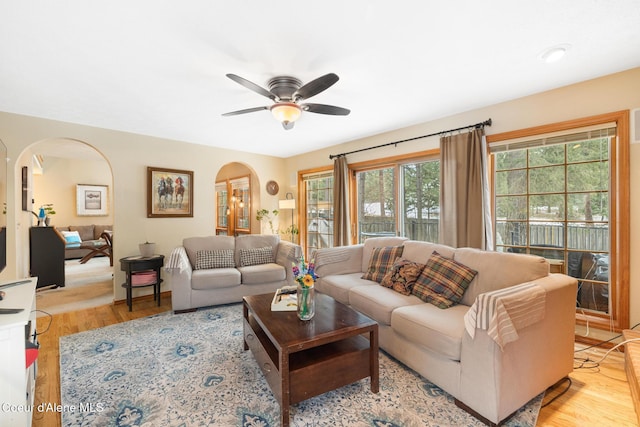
[194,249,235,269]
[184,235,235,268]
[69,225,95,242]
[401,240,456,264]
[239,246,274,266]
[391,303,469,361]
[412,251,477,309]
[349,284,423,326]
[454,248,550,306]
[238,263,286,285]
[315,273,377,305]
[362,245,404,283]
[191,268,241,290]
[93,224,113,239]
[380,258,425,295]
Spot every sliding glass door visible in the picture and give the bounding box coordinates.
[303,171,334,256]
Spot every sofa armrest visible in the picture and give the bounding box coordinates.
[458,273,578,424]
[165,246,193,311]
[275,241,302,282]
[313,244,364,277]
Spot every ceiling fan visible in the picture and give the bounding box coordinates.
[222,73,350,130]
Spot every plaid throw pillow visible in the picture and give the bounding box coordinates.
[412,251,477,309]
[194,249,235,270]
[380,258,425,295]
[239,246,274,267]
[361,245,404,283]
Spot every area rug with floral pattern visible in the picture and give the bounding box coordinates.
[59,303,542,426]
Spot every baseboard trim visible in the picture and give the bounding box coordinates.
[114,290,172,305]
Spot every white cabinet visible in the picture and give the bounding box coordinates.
[0,278,37,427]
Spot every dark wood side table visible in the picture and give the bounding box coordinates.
[119,255,164,311]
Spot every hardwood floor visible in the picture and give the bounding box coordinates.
[33,297,637,427]
[33,295,172,427]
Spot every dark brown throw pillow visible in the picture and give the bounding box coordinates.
[380,258,425,295]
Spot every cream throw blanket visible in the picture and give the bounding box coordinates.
[464,281,546,349]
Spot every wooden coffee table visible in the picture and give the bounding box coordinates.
[243,292,379,427]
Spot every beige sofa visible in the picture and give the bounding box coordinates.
[313,237,577,425]
[166,234,301,312]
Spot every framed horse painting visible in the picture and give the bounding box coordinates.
[147,167,194,218]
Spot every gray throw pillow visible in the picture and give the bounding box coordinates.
[239,246,274,267]
[194,249,235,270]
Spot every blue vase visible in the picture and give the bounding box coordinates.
[38,207,46,226]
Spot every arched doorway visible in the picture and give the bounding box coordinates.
[215,162,260,236]
[17,138,115,313]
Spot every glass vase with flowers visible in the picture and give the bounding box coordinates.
[292,255,317,320]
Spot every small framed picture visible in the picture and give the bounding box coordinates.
[147,167,193,218]
[76,184,109,216]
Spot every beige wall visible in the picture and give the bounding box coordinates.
[286,67,640,337]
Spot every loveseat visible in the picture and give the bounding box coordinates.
[56,224,113,260]
[166,234,301,312]
[313,236,577,425]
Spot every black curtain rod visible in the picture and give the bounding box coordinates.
[329,118,492,160]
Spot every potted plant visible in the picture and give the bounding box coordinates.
[282,224,299,243]
[42,204,56,226]
[256,208,279,234]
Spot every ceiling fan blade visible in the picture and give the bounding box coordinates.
[222,106,269,117]
[293,73,339,101]
[302,103,350,116]
[226,74,277,101]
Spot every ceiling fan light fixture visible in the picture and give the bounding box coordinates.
[270,102,302,125]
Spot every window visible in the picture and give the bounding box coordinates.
[493,130,612,311]
[301,171,334,256]
[401,160,440,242]
[352,152,440,243]
[299,153,439,258]
[487,111,630,332]
[356,167,396,241]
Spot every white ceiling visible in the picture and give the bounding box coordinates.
[2,1,640,158]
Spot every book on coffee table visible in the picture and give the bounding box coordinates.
[271,285,298,311]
